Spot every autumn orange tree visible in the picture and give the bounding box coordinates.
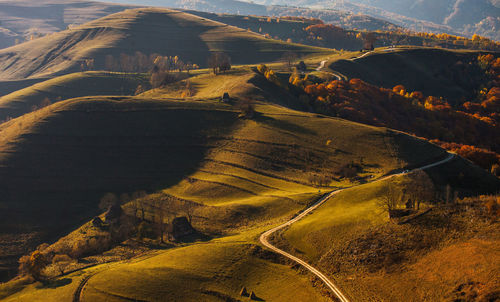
[18,251,48,281]
[296,78,500,161]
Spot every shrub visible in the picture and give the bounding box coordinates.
[238,99,255,119]
[52,254,74,275]
[484,196,500,219]
[257,64,268,74]
[18,251,48,281]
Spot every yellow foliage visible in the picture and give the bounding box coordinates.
[257,64,268,74]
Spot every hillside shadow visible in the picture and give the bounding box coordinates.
[0,100,240,256]
[114,10,212,67]
[175,231,212,244]
[254,113,316,136]
[37,278,72,289]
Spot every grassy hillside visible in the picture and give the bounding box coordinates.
[0,0,136,49]
[0,71,149,121]
[0,92,445,232]
[0,78,50,98]
[0,66,452,283]
[327,48,491,103]
[272,159,499,300]
[1,229,332,302]
[0,8,329,80]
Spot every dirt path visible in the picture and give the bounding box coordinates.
[72,273,96,302]
[260,153,455,302]
[315,50,375,81]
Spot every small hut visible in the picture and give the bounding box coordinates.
[221,92,230,103]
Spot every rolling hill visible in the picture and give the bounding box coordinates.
[272,157,499,300]
[0,0,400,51]
[0,7,328,80]
[0,71,149,121]
[0,66,459,284]
[326,48,490,104]
[0,0,136,49]
[0,46,498,301]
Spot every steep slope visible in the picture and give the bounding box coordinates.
[326,48,490,104]
[0,7,327,80]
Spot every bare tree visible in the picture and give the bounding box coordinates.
[155,198,172,243]
[363,32,377,50]
[405,170,434,210]
[105,55,115,71]
[378,182,400,216]
[282,51,298,70]
[132,191,147,220]
[181,201,196,223]
[207,52,231,75]
[99,193,118,211]
[52,254,73,275]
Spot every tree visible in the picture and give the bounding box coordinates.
[52,254,73,275]
[155,198,171,243]
[40,98,51,108]
[99,193,118,211]
[181,201,196,223]
[238,99,255,119]
[377,182,400,217]
[218,53,231,74]
[105,55,115,71]
[363,32,377,50]
[131,191,147,220]
[404,170,434,210]
[491,164,500,177]
[207,52,231,75]
[296,61,307,72]
[19,251,47,281]
[282,51,298,70]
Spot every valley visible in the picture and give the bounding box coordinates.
[0,4,498,302]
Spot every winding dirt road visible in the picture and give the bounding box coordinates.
[316,50,375,80]
[72,273,96,302]
[260,153,455,302]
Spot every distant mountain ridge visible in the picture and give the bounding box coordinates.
[247,0,500,41]
[0,0,398,50]
[0,8,326,80]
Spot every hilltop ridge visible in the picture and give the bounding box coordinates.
[0,7,326,80]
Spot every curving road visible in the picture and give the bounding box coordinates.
[73,273,96,302]
[316,50,375,81]
[260,153,455,302]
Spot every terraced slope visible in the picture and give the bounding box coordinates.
[0,7,328,80]
[0,83,449,276]
[0,71,149,121]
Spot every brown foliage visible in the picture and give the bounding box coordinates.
[298,78,500,153]
[431,140,500,171]
[18,251,47,281]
